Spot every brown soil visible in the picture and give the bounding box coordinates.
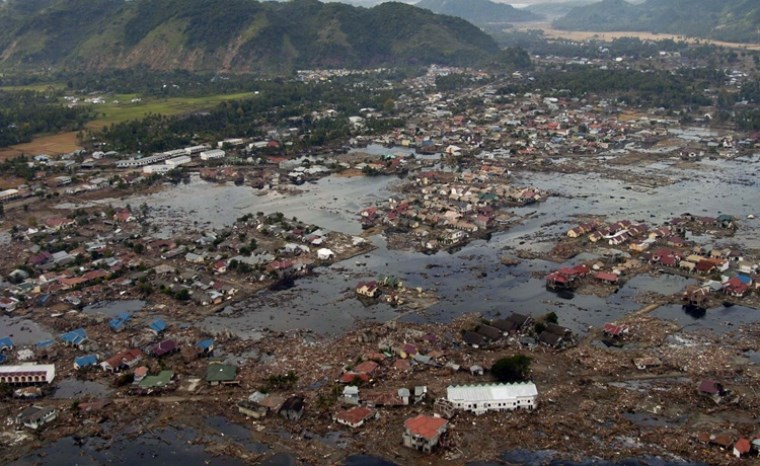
[516,22,760,51]
[0,132,82,160]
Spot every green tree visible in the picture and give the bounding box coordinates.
[491,355,532,383]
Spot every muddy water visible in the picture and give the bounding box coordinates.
[103,153,760,336]
[83,299,146,318]
[8,426,250,466]
[53,378,112,399]
[0,315,53,345]
[654,304,760,334]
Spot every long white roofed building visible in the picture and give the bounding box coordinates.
[446,382,537,415]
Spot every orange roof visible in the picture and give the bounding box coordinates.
[335,406,375,425]
[735,437,751,454]
[354,360,379,374]
[404,415,447,440]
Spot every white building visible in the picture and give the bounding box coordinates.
[218,138,245,148]
[0,189,20,202]
[17,405,57,430]
[165,155,192,168]
[143,164,172,174]
[116,151,178,168]
[446,382,537,415]
[184,145,210,155]
[0,364,56,385]
[317,248,335,261]
[200,149,226,161]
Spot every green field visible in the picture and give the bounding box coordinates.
[0,82,66,92]
[85,92,256,129]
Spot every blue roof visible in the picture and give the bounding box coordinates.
[148,319,167,333]
[196,339,214,350]
[0,354,6,365]
[0,336,13,349]
[75,354,98,368]
[60,328,88,346]
[736,274,752,285]
[109,312,131,331]
[36,339,55,348]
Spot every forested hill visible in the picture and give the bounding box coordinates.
[553,0,760,44]
[0,0,501,71]
[415,0,540,27]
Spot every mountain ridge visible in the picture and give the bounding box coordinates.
[415,0,541,27]
[0,0,503,71]
[553,0,760,44]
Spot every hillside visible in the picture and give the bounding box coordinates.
[524,0,597,20]
[553,0,760,44]
[415,0,540,26]
[0,0,501,71]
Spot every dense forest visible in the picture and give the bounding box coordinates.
[0,0,500,71]
[486,29,760,68]
[0,91,92,147]
[498,67,722,109]
[94,77,404,153]
[415,0,539,27]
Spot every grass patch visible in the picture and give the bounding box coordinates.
[0,83,66,92]
[85,92,256,129]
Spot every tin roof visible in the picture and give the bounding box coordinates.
[404,415,447,440]
[447,382,538,403]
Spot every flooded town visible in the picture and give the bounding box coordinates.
[1,41,760,466]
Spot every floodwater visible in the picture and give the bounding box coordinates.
[205,416,269,454]
[344,456,398,466]
[53,378,112,399]
[108,171,401,237]
[496,449,707,465]
[104,150,760,337]
[653,304,760,334]
[82,299,146,318]
[8,426,249,466]
[0,315,53,345]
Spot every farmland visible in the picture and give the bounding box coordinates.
[0,91,258,158]
[515,22,760,51]
[85,92,258,129]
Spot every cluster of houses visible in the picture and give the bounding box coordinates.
[462,313,574,351]
[0,203,371,323]
[548,214,758,304]
[370,62,759,168]
[358,167,546,252]
[232,344,539,454]
[0,315,226,430]
[694,380,760,458]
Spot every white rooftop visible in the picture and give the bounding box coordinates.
[447,382,537,402]
[0,364,56,381]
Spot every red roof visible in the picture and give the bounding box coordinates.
[696,260,715,272]
[340,372,369,384]
[334,406,375,426]
[735,438,751,454]
[698,380,722,394]
[603,322,628,336]
[404,415,448,440]
[546,271,569,284]
[82,269,109,281]
[595,272,618,283]
[393,359,411,371]
[354,360,379,374]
